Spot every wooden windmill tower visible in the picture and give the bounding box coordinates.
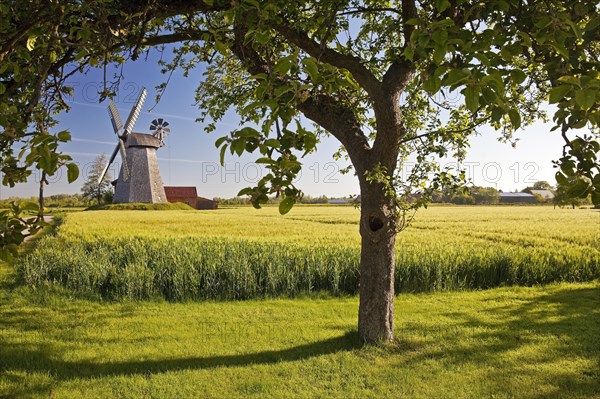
[98,88,172,204]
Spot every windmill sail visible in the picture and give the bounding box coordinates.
[97,139,129,185]
[123,87,147,136]
[97,142,120,184]
[118,138,130,181]
[107,100,123,137]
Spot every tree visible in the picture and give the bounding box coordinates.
[554,176,592,209]
[1,1,600,343]
[532,181,554,191]
[522,180,554,193]
[81,154,112,205]
[471,187,500,204]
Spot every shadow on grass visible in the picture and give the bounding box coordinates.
[0,330,361,397]
[392,286,600,399]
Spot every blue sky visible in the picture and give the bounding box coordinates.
[0,49,574,200]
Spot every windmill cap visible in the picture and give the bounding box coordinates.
[126,132,162,148]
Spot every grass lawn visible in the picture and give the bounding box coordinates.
[1,255,598,398]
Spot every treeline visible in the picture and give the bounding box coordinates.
[431,186,501,205]
[0,194,90,208]
[214,195,336,205]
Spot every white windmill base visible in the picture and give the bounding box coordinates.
[113,135,167,204]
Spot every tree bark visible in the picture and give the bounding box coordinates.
[357,179,397,343]
[36,171,46,223]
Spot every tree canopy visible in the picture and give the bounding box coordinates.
[1,0,599,342]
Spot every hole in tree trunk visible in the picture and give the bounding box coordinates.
[368,215,384,232]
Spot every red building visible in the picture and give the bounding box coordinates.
[163,186,218,210]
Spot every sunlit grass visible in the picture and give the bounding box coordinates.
[19,206,600,299]
[1,278,598,398]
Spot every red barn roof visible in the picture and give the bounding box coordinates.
[164,186,198,197]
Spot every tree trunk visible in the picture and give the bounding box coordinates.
[357,181,397,343]
[37,171,46,223]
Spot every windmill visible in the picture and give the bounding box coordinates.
[98,88,171,204]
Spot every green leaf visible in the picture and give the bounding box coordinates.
[403,46,414,61]
[566,20,583,40]
[57,131,71,142]
[443,69,470,87]
[302,132,317,153]
[66,163,79,183]
[433,43,447,64]
[432,29,448,45]
[264,139,281,148]
[215,136,228,148]
[241,101,264,115]
[219,144,227,165]
[551,43,569,58]
[254,30,271,45]
[464,85,480,113]
[20,201,39,212]
[567,178,591,198]
[302,58,319,82]
[575,89,596,111]
[510,69,527,84]
[343,70,359,90]
[491,106,504,123]
[548,85,571,104]
[231,139,246,156]
[237,187,253,196]
[215,41,228,54]
[274,57,293,76]
[508,109,521,129]
[557,75,580,87]
[237,127,260,138]
[423,76,441,94]
[430,18,455,28]
[278,197,295,215]
[435,0,451,13]
[481,87,497,104]
[555,171,569,186]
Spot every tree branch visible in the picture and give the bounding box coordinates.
[402,0,418,44]
[380,0,417,96]
[272,21,383,99]
[297,94,371,171]
[141,31,212,46]
[229,21,371,171]
[398,117,489,145]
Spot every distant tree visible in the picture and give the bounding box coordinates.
[450,192,475,205]
[81,154,111,205]
[522,180,554,193]
[299,195,329,204]
[532,181,554,191]
[102,191,114,205]
[471,186,500,204]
